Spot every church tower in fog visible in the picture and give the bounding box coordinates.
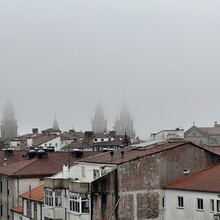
[1,100,18,139]
[91,103,107,133]
[114,103,135,139]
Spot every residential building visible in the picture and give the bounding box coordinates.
[184,122,220,146]
[43,140,220,220]
[11,184,44,220]
[26,128,61,151]
[0,100,18,139]
[91,103,107,133]
[151,128,184,140]
[164,163,220,220]
[0,150,99,220]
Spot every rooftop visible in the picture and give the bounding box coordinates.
[0,151,100,177]
[164,163,220,193]
[78,140,194,165]
[20,184,44,203]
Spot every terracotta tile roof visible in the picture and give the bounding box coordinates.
[78,141,191,165]
[20,184,44,202]
[11,206,23,214]
[0,150,28,166]
[0,151,100,177]
[164,163,220,193]
[32,134,59,146]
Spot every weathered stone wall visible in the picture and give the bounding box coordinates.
[91,169,118,220]
[91,143,220,220]
[159,143,220,187]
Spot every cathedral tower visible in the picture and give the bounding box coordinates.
[113,103,135,139]
[1,100,18,139]
[53,115,59,130]
[91,103,107,133]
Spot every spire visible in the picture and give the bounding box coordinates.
[92,103,107,133]
[53,115,59,130]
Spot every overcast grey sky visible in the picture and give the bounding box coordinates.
[1,0,220,139]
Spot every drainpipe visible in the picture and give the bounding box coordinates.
[107,196,121,220]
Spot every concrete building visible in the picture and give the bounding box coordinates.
[164,163,220,220]
[0,150,99,220]
[185,122,220,146]
[40,140,220,220]
[0,100,18,139]
[91,104,107,133]
[151,128,184,141]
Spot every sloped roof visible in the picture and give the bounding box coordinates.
[20,184,44,203]
[0,150,28,166]
[199,127,220,135]
[0,151,100,177]
[164,163,220,193]
[32,133,59,146]
[11,206,23,214]
[78,141,198,165]
[185,125,220,136]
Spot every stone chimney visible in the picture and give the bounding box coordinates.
[84,131,94,144]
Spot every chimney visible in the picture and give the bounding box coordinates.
[109,130,116,138]
[29,185,31,198]
[84,131,94,144]
[32,128,38,134]
[121,150,124,158]
[110,151,114,159]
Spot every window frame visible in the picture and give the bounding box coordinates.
[45,189,53,207]
[217,200,220,212]
[69,193,90,214]
[177,196,184,209]
[210,199,215,212]
[55,189,62,207]
[197,198,204,211]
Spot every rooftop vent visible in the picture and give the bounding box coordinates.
[71,148,83,157]
[5,148,13,156]
[37,149,48,159]
[28,150,36,159]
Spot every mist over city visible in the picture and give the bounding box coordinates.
[1,0,220,139]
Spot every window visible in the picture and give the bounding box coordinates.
[33,202,37,220]
[70,194,80,213]
[81,196,89,213]
[197,198,204,210]
[177,196,184,208]
[93,169,100,180]
[81,167,85,177]
[210,199,215,212]
[69,193,90,214]
[162,197,165,209]
[217,200,220,212]
[45,189,53,206]
[26,200,31,217]
[55,190,62,207]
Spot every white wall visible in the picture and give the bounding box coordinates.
[54,162,116,182]
[39,136,61,151]
[165,189,219,220]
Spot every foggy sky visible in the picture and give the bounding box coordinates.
[1,0,220,139]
